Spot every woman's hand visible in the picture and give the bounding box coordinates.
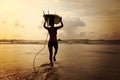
[60,17,62,22]
[45,18,48,22]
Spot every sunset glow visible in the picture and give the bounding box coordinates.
[0,0,120,40]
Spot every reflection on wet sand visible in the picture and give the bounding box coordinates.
[0,44,120,80]
[0,63,61,80]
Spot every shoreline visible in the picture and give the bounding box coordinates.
[0,39,120,45]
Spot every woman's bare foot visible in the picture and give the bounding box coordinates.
[50,62,54,67]
[53,56,56,61]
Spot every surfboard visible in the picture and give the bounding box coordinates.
[43,14,61,24]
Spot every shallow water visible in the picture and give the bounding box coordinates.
[0,44,120,80]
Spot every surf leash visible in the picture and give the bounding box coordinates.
[33,33,48,72]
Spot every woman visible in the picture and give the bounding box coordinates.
[43,17,63,67]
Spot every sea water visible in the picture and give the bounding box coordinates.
[0,44,120,80]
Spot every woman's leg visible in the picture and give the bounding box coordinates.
[48,42,53,67]
[53,41,58,61]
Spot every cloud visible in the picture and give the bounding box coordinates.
[78,31,120,40]
[60,0,120,16]
[79,32,98,39]
[57,17,85,39]
[108,32,120,40]
[14,20,25,28]
[63,17,85,35]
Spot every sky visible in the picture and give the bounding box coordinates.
[0,0,120,40]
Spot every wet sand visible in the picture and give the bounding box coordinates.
[0,44,120,80]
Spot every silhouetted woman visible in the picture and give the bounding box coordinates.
[43,17,63,67]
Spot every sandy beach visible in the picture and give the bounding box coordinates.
[0,44,120,80]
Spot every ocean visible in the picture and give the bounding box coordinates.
[0,44,120,80]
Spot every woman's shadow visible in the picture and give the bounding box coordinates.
[29,63,60,80]
[39,63,60,80]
